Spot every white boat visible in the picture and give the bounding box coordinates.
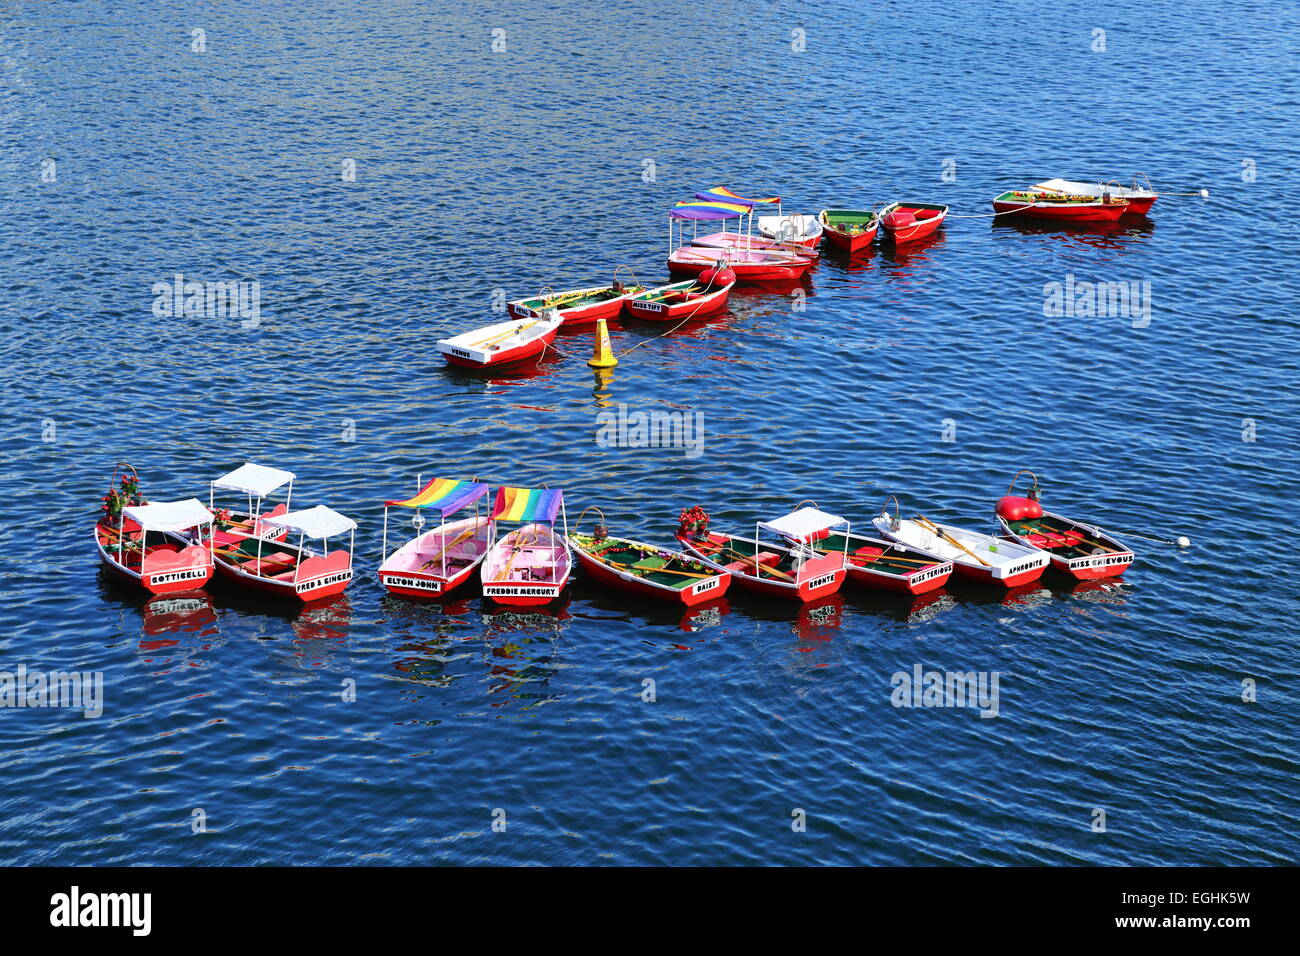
[872,498,1047,589]
[757,213,824,250]
[438,314,563,369]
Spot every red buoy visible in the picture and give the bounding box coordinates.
[884,210,916,230]
[698,266,736,287]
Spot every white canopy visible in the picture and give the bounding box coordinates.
[123,499,214,532]
[212,462,296,497]
[760,506,846,541]
[264,505,356,539]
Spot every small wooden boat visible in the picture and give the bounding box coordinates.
[569,509,731,607]
[819,209,879,252]
[1034,177,1157,216]
[507,272,646,328]
[757,213,824,250]
[995,471,1134,580]
[480,486,572,605]
[438,314,563,369]
[812,529,953,595]
[623,269,735,322]
[96,476,216,595]
[207,462,295,548]
[873,497,1048,588]
[212,505,357,602]
[991,190,1129,222]
[879,202,948,243]
[676,506,848,603]
[378,477,493,599]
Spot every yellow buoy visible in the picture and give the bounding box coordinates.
[588,317,618,368]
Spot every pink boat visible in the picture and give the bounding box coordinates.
[668,194,813,283]
[691,231,820,258]
[378,477,493,600]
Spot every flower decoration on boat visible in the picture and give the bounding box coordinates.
[100,474,147,522]
[678,505,710,538]
[213,508,235,531]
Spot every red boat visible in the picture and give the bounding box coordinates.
[507,272,646,329]
[96,500,216,595]
[438,314,563,369]
[1034,177,1157,216]
[676,506,849,604]
[815,528,953,596]
[210,505,357,603]
[569,511,731,608]
[879,202,948,243]
[992,190,1129,222]
[819,208,879,252]
[623,268,735,322]
[995,471,1134,580]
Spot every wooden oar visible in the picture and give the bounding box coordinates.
[603,556,714,580]
[842,550,936,566]
[420,526,479,570]
[1021,522,1117,554]
[718,547,795,582]
[914,516,991,568]
[494,533,537,583]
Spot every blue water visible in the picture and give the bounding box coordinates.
[1,0,1297,865]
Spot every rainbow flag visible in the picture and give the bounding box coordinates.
[386,478,489,514]
[699,186,781,205]
[491,486,563,523]
[671,199,750,220]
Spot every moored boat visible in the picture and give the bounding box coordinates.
[813,528,953,595]
[819,208,879,252]
[873,497,1048,588]
[569,508,731,607]
[668,198,813,282]
[995,471,1134,580]
[623,268,735,322]
[379,477,493,599]
[1034,177,1157,216]
[438,314,563,369]
[691,230,817,257]
[211,504,357,602]
[95,468,216,595]
[991,189,1129,222]
[878,202,948,243]
[507,272,646,328]
[481,486,572,605]
[675,505,849,603]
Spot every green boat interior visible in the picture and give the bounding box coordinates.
[574,534,710,589]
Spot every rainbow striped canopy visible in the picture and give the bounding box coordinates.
[386,477,489,515]
[671,199,750,220]
[697,186,781,206]
[492,486,563,523]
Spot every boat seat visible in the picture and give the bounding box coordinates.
[753,551,781,566]
[242,554,297,575]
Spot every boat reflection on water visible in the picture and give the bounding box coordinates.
[138,591,219,652]
[820,243,880,274]
[290,592,353,643]
[878,230,946,267]
[992,217,1154,250]
[844,585,955,624]
[480,600,569,708]
[1047,575,1133,605]
[572,579,732,635]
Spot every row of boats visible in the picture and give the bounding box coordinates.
[435,177,1161,369]
[96,465,1134,610]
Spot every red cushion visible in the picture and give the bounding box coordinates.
[997,495,1043,521]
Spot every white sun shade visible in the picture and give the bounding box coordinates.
[263,505,356,539]
[211,462,296,497]
[123,499,214,533]
[760,507,846,541]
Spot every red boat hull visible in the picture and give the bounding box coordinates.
[214,550,353,603]
[508,296,624,329]
[824,225,877,252]
[624,284,732,322]
[668,248,811,283]
[442,324,559,368]
[991,200,1129,223]
[845,560,950,596]
[952,560,1046,589]
[574,547,730,607]
[881,205,947,243]
[481,580,568,605]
